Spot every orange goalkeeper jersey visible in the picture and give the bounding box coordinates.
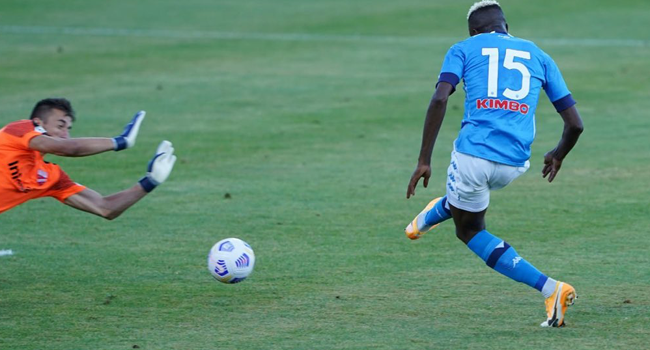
[0,120,85,214]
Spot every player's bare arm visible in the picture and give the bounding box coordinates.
[407,82,454,198]
[29,135,115,156]
[542,105,584,182]
[29,109,146,156]
[64,185,147,220]
[63,140,177,220]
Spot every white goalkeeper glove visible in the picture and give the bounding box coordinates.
[113,111,146,151]
[138,140,177,192]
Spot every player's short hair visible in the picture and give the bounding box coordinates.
[30,98,76,122]
[467,0,506,34]
[467,0,501,20]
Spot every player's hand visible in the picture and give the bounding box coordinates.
[139,140,177,192]
[407,163,431,199]
[542,150,562,183]
[113,111,146,151]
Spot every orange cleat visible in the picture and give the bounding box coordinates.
[540,281,577,327]
[405,197,443,240]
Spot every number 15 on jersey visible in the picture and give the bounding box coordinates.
[482,48,531,100]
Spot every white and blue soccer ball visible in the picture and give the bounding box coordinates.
[207,238,255,284]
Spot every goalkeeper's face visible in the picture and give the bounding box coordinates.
[35,108,73,139]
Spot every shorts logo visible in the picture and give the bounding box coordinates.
[37,169,48,185]
[477,98,530,115]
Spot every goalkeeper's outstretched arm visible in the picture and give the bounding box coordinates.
[63,140,177,220]
[29,111,146,157]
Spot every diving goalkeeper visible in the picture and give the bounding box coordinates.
[0,98,176,219]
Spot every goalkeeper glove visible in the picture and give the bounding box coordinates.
[139,140,177,192]
[113,111,146,151]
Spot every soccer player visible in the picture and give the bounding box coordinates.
[405,1,584,327]
[0,98,177,219]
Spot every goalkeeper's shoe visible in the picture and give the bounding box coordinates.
[540,281,577,328]
[405,197,442,240]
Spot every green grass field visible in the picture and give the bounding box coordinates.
[1,1,650,349]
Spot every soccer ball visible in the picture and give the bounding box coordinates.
[207,238,255,284]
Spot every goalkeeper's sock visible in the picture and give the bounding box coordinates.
[424,195,452,226]
[467,229,553,295]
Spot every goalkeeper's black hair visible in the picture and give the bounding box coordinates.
[30,98,76,122]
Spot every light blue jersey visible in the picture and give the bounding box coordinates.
[438,32,575,166]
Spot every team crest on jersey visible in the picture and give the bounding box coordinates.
[37,169,48,185]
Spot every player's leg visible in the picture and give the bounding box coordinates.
[405,153,459,240]
[405,196,452,239]
[451,205,575,326]
[451,205,555,292]
[448,151,575,327]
